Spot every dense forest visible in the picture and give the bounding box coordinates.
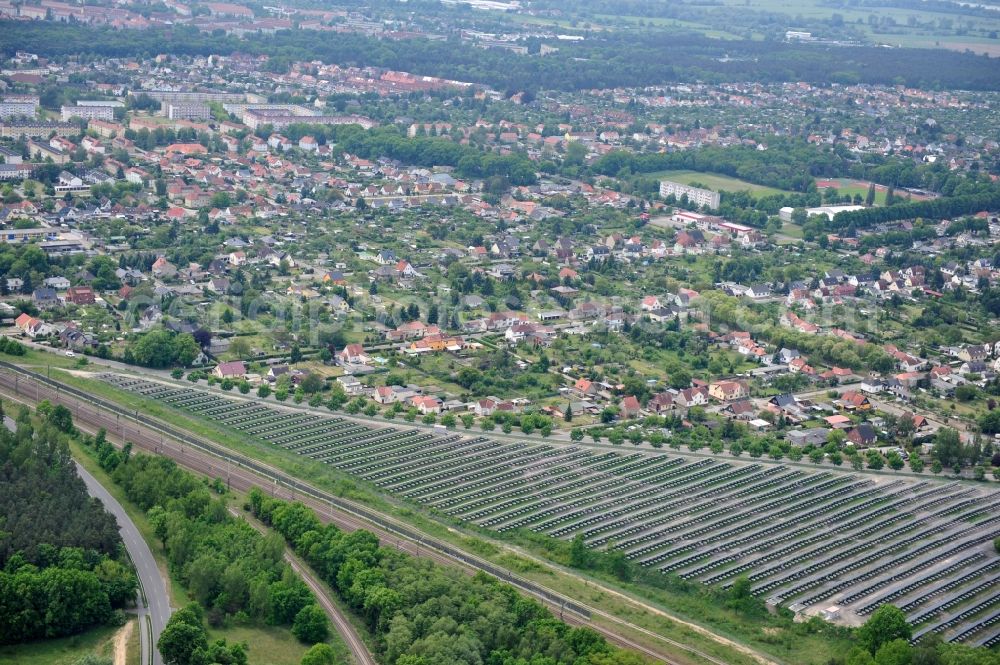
[249,491,648,665]
[2,21,998,91]
[0,403,137,644]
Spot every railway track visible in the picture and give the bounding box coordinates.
[0,364,743,665]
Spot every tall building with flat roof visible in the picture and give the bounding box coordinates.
[659,180,721,211]
[167,103,211,121]
[61,105,113,122]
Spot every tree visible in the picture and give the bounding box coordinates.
[873,639,912,665]
[865,182,877,207]
[47,404,74,433]
[228,337,252,360]
[932,428,964,467]
[867,450,885,470]
[845,647,876,665]
[292,604,329,644]
[300,373,324,394]
[172,334,201,367]
[158,611,209,665]
[300,644,336,665]
[129,329,178,368]
[858,605,911,654]
[569,533,590,568]
[564,403,573,422]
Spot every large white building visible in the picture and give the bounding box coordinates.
[0,95,39,120]
[167,103,211,121]
[779,205,865,222]
[61,104,114,122]
[659,180,721,211]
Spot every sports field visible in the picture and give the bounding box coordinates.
[652,170,792,197]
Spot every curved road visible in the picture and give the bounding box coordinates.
[75,462,172,665]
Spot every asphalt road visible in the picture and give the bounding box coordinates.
[75,461,172,665]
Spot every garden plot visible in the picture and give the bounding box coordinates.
[102,374,1000,642]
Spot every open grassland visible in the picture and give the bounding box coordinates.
[651,170,792,196]
[0,625,119,665]
[721,0,1000,54]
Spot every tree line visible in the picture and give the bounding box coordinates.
[594,140,839,193]
[0,403,137,644]
[3,21,999,91]
[86,445,329,642]
[830,188,1000,231]
[249,490,648,665]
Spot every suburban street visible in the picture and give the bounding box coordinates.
[75,461,172,665]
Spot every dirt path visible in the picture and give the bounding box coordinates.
[113,620,134,665]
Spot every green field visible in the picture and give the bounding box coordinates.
[518,0,1000,56]
[652,170,792,197]
[0,625,120,665]
[721,0,1000,54]
[817,178,888,205]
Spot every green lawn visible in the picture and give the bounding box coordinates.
[0,625,119,665]
[650,170,792,197]
[207,625,319,665]
[816,178,888,205]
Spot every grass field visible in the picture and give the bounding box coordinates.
[816,178,887,205]
[0,625,119,665]
[720,0,1000,54]
[207,625,316,665]
[651,170,792,197]
[517,0,1000,56]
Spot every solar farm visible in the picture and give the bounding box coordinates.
[103,374,1000,646]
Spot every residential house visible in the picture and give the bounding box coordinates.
[14,312,50,337]
[410,395,442,415]
[338,343,371,365]
[65,286,96,305]
[336,375,366,396]
[847,423,877,447]
[839,391,871,411]
[573,378,599,397]
[212,360,246,379]
[620,395,642,419]
[32,287,59,309]
[708,380,750,402]
[676,386,709,407]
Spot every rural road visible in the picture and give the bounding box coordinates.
[75,461,172,665]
